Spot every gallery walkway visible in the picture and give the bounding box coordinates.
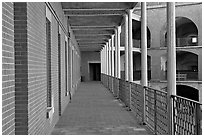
[51,82,152,135]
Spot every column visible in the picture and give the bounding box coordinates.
[106,44,108,75]
[101,49,103,74]
[117,26,121,78]
[128,9,133,82]
[106,43,108,75]
[141,2,148,124]
[114,29,118,78]
[167,2,176,134]
[111,35,115,77]
[103,48,105,74]
[141,2,148,87]
[104,47,106,75]
[108,39,111,76]
[124,14,129,81]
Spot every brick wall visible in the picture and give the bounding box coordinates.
[60,31,70,114]
[26,2,76,134]
[26,2,47,134]
[2,2,81,135]
[2,2,15,135]
[14,2,28,135]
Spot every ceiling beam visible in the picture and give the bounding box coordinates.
[79,43,104,45]
[76,36,111,39]
[77,39,108,41]
[72,27,115,30]
[71,26,116,31]
[63,8,127,11]
[71,25,115,28]
[76,38,109,40]
[73,30,114,34]
[79,45,104,48]
[78,42,106,44]
[75,34,112,36]
[65,14,123,16]
[64,9,125,16]
[78,40,107,43]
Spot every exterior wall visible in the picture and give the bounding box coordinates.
[2,2,15,135]
[25,2,79,134]
[2,2,81,135]
[144,3,202,81]
[81,51,100,81]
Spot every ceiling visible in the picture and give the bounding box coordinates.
[61,2,138,51]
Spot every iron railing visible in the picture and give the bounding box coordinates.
[144,86,168,134]
[100,73,202,135]
[119,79,129,107]
[113,78,119,98]
[130,82,144,122]
[172,95,202,135]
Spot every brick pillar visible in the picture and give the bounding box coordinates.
[2,2,15,135]
[14,2,28,135]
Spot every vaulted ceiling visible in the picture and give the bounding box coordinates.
[61,2,138,51]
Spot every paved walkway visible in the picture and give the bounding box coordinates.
[51,82,152,135]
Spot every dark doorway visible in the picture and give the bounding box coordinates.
[176,85,199,101]
[89,63,101,81]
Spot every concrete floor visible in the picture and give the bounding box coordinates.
[51,82,152,135]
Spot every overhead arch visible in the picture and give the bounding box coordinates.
[162,16,198,47]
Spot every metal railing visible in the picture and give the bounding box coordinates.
[130,82,144,122]
[144,86,168,134]
[164,71,199,81]
[100,73,202,135]
[113,78,119,98]
[119,79,130,107]
[172,95,202,135]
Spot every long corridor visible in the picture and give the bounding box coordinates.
[51,82,151,135]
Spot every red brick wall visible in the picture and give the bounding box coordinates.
[2,2,15,135]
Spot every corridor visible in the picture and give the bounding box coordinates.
[2,2,202,135]
[51,82,151,135]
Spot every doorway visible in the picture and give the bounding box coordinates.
[89,63,101,81]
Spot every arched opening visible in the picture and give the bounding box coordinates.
[176,51,198,80]
[164,17,198,47]
[176,85,199,101]
[133,52,151,81]
[162,51,198,81]
[132,20,151,48]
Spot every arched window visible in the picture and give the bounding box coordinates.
[176,51,198,80]
[164,17,198,47]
